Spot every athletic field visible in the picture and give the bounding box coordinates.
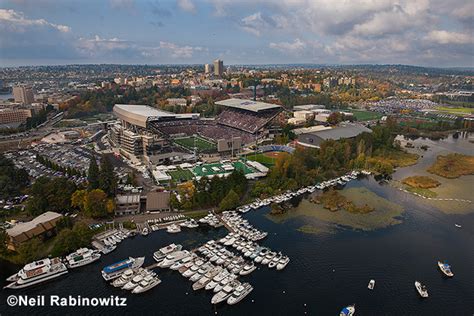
[193,161,256,177]
[173,136,216,152]
[168,168,194,182]
[245,151,287,167]
[348,110,383,121]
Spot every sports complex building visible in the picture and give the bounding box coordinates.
[109,99,283,163]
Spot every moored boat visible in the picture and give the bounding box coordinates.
[65,248,101,269]
[4,257,68,289]
[437,261,454,277]
[101,257,145,281]
[415,281,429,298]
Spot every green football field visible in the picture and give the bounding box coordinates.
[193,161,256,177]
[173,136,216,152]
[349,110,383,121]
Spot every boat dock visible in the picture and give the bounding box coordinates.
[215,214,235,233]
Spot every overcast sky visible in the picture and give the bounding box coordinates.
[0,0,473,67]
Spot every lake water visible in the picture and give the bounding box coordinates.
[1,134,473,315]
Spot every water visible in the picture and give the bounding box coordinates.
[1,135,473,315]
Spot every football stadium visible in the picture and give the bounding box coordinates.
[111,99,283,156]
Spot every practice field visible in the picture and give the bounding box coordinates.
[168,168,194,182]
[173,136,216,152]
[193,161,256,178]
[348,110,383,121]
[245,151,287,167]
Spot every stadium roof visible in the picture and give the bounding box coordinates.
[113,104,198,128]
[306,124,372,140]
[216,98,281,113]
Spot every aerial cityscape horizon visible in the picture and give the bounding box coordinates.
[1,0,474,67]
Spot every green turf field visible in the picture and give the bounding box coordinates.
[174,136,216,152]
[435,106,474,115]
[168,168,194,182]
[245,153,276,167]
[349,110,383,121]
[193,161,256,177]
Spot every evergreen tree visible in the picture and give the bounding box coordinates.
[99,155,116,196]
[87,156,100,190]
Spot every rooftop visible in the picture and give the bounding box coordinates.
[305,123,372,140]
[216,98,281,113]
[6,211,63,237]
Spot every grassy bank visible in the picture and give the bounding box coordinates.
[427,153,474,178]
[402,176,440,189]
[372,150,419,168]
[310,189,374,214]
[405,186,438,198]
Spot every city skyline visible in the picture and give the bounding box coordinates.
[0,0,473,67]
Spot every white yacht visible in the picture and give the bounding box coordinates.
[261,251,277,265]
[368,279,375,290]
[159,250,190,268]
[65,248,101,269]
[170,255,195,270]
[123,272,148,290]
[415,281,429,298]
[211,280,241,304]
[239,263,256,276]
[111,269,136,287]
[276,256,290,270]
[4,257,68,289]
[192,267,222,291]
[227,282,253,305]
[141,227,149,236]
[190,264,213,282]
[153,244,182,262]
[268,253,283,268]
[214,274,238,293]
[166,224,181,234]
[205,270,229,291]
[132,275,162,294]
[437,261,454,277]
[101,257,145,281]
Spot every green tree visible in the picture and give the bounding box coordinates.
[83,189,109,218]
[87,156,100,190]
[17,238,42,264]
[26,177,77,215]
[219,189,240,211]
[99,155,117,196]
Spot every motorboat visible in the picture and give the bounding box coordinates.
[211,280,241,304]
[190,264,214,282]
[192,267,222,291]
[437,261,454,277]
[268,253,283,268]
[455,224,462,228]
[340,304,356,316]
[141,227,149,236]
[227,282,253,305]
[102,257,145,281]
[183,260,205,277]
[214,274,238,293]
[4,257,68,289]
[276,256,290,270]
[159,251,190,268]
[205,270,229,291]
[368,279,375,290]
[415,281,429,298]
[261,251,277,265]
[111,269,136,287]
[239,263,256,276]
[166,224,181,234]
[153,244,183,262]
[132,275,162,294]
[123,271,150,290]
[170,255,195,270]
[65,248,101,269]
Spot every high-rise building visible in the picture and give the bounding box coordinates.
[204,63,212,74]
[12,86,34,104]
[213,59,223,77]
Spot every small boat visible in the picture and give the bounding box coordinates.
[167,224,181,234]
[141,227,149,236]
[239,264,256,276]
[340,304,356,316]
[211,280,240,304]
[368,279,375,290]
[437,261,454,277]
[415,281,429,298]
[276,256,290,270]
[454,224,461,228]
[111,269,136,287]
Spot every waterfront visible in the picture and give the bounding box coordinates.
[1,134,473,315]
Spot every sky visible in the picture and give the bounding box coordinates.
[0,0,473,67]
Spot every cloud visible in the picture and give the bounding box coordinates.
[425,30,473,45]
[0,9,70,33]
[269,38,306,54]
[76,35,133,57]
[239,12,289,36]
[158,41,206,58]
[177,0,196,13]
